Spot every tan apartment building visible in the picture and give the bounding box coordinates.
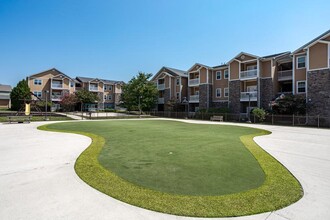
[27,68,124,111]
[0,84,12,109]
[27,68,76,111]
[75,76,123,110]
[152,67,188,111]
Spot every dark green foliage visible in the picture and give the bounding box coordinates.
[121,72,158,111]
[75,89,99,104]
[10,79,31,111]
[272,95,306,115]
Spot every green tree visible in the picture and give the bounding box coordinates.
[121,72,158,111]
[252,108,267,122]
[10,79,31,111]
[60,93,78,112]
[75,89,99,104]
[272,95,306,115]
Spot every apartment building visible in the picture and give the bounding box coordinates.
[75,76,123,109]
[152,66,188,111]
[27,68,123,111]
[0,84,12,109]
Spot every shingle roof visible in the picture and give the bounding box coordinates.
[76,76,122,84]
[164,67,187,77]
[28,68,73,80]
[262,51,290,59]
[294,29,330,53]
[0,84,12,92]
[212,64,227,68]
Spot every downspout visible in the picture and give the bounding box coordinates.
[257,59,261,108]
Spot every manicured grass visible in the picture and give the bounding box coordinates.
[39,120,303,217]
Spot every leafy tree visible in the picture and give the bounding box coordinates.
[272,95,306,115]
[121,72,158,111]
[10,79,31,111]
[60,93,78,112]
[75,89,99,104]
[252,108,267,122]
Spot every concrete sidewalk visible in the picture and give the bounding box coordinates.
[0,119,329,220]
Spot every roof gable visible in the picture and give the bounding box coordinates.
[293,29,330,54]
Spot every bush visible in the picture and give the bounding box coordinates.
[252,108,267,122]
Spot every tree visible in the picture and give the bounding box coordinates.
[60,93,78,112]
[10,79,31,111]
[272,95,306,115]
[121,72,158,111]
[252,108,267,122]
[75,89,99,104]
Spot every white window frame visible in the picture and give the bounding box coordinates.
[33,91,42,98]
[297,81,306,93]
[224,87,229,97]
[109,85,112,91]
[108,95,112,100]
[224,69,229,79]
[216,71,222,80]
[70,81,74,87]
[216,88,221,97]
[34,79,42,85]
[297,56,306,69]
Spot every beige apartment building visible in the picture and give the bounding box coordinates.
[152,67,188,111]
[27,68,123,111]
[0,84,12,109]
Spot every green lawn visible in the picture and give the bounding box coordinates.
[39,120,303,217]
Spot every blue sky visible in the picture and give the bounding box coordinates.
[1,0,330,86]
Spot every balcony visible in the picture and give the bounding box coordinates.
[51,94,63,101]
[189,78,200,87]
[189,94,199,102]
[240,69,258,80]
[157,83,165,90]
[158,97,164,104]
[51,83,63,89]
[240,92,257,101]
[278,70,293,81]
[89,86,99,92]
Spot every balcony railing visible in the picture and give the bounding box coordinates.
[189,78,199,86]
[240,92,257,101]
[158,97,164,104]
[51,95,63,101]
[157,83,165,90]
[240,69,258,80]
[278,70,293,81]
[189,94,199,102]
[89,86,99,91]
[51,83,63,89]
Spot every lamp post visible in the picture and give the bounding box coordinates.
[44,90,49,121]
[182,97,188,119]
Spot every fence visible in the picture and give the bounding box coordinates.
[147,111,330,128]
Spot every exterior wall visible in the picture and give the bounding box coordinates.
[309,43,328,70]
[294,53,307,94]
[165,75,170,88]
[181,77,188,100]
[199,68,207,84]
[199,84,212,109]
[307,69,330,125]
[237,54,257,62]
[230,61,239,80]
[211,101,228,108]
[212,69,229,101]
[260,78,274,110]
[261,60,271,77]
[229,80,241,113]
[163,88,171,110]
[0,99,10,108]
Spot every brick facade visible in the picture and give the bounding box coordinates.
[260,78,274,110]
[199,84,212,110]
[229,80,241,113]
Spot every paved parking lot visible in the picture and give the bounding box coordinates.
[0,119,329,220]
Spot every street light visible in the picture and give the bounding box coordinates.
[44,90,49,121]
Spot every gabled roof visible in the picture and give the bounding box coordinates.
[261,51,290,59]
[212,64,228,69]
[28,68,73,80]
[76,76,122,84]
[151,66,187,81]
[187,63,212,72]
[293,29,330,54]
[227,52,259,64]
[0,84,12,92]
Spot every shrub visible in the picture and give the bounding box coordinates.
[252,108,267,122]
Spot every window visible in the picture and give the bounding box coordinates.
[176,78,180,85]
[108,95,112,100]
[70,81,74,87]
[104,95,107,100]
[224,88,229,97]
[109,85,112,91]
[33,91,42,98]
[297,81,306,93]
[216,71,221,80]
[224,70,229,79]
[297,56,306,69]
[176,92,180,100]
[216,88,221,97]
[34,79,42,85]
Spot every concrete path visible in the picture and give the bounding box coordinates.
[0,119,329,220]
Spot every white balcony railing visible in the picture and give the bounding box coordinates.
[158,97,164,104]
[89,86,98,91]
[240,92,257,101]
[51,83,63,89]
[240,69,258,80]
[189,78,200,86]
[157,83,165,90]
[51,95,63,101]
[189,94,199,102]
[278,70,293,81]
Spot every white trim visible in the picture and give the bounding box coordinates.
[296,55,306,69]
[308,67,330,72]
[296,80,306,94]
[293,52,307,56]
[241,59,258,63]
[224,87,229,97]
[307,48,310,71]
[33,79,42,86]
[224,69,229,79]
[215,88,221,98]
[292,54,295,94]
[318,40,330,44]
[207,69,209,84]
[328,43,330,68]
[216,71,222,80]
